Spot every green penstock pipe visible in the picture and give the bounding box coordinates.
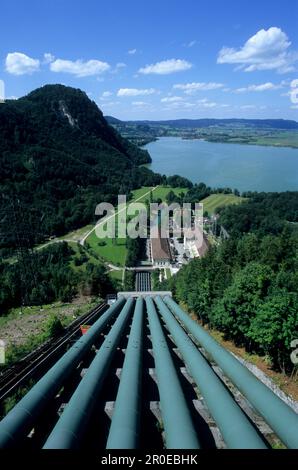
[106,297,144,449]
[43,297,134,449]
[163,295,298,449]
[145,297,200,449]
[0,297,126,448]
[155,296,267,449]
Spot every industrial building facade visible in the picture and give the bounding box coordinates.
[151,236,172,266]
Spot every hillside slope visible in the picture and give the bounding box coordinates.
[0,85,157,245]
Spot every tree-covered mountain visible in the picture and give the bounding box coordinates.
[0,85,161,247]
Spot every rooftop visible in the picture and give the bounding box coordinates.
[151,236,172,261]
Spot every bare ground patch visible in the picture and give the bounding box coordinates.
[0,295,99,348]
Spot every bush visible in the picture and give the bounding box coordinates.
[46,315,64,338]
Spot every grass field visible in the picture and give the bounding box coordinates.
[248,131,298,148]
[131,185,188,202]
[201,193,247,214]
[87,230,127,267]
[85,185,189,265]
[109,269,123,280]
[130,186,156,201]
[34,185,190,269]
[165,268,172,279]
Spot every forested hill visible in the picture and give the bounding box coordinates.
[0,85,158,243]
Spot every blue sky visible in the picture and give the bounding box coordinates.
[1,0,298,120]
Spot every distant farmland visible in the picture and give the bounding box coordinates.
[200,193,247,214]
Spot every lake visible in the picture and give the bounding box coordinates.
[145,137,298,192]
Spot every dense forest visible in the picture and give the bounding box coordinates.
[0,242,115,313]
[164,191,298,373]
[0,84,162,314]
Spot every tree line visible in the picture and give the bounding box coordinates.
[0,242,115,314]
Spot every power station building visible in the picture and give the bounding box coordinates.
[151,236,172,266]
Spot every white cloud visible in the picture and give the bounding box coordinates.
[128,48,137,55]
[43,53,55,64]
[197,100,217,108]
[196,99,229,108]
[163,98,220,110]
[161,96,184,103]
[173,82,224,94]
[181,102,196,108]
[132,101,149,106]
[50,58,110,76]
[202,102,216,108]
[280,91,291,97]
[5,52,40,75]
[100,91,113,100]
[186,40,196,48]
[217,27,297,73]
[110,62,127,75]
[117,88,156,97]
[139,59,192,75]
[239,104,257,109]
[100,101,120,107]
[235,82,282,93]
[162,100,196,110]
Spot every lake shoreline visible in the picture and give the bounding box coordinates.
[145,136,298,192]
[180,136,298,149]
